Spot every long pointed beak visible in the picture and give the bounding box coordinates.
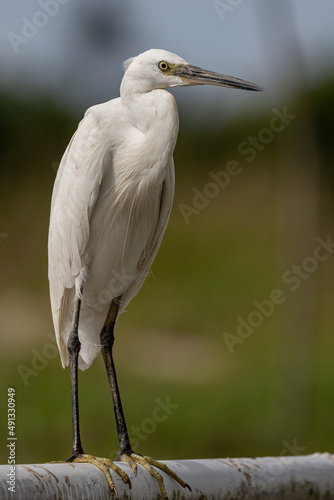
[174,64,265,92]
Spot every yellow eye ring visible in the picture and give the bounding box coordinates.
[158,61,170,72]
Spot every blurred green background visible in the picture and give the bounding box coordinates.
[1,0,334,466]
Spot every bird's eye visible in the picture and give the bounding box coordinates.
[158,61,170,72]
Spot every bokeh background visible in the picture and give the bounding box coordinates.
[1,0,334,465]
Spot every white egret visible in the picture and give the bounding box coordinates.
[48,48,264,498]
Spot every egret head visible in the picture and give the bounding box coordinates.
[123,48,264,93]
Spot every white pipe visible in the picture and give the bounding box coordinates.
[1,454,334,499]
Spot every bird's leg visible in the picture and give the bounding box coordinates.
[100,298,191,499]
[62,289,130,494]
[100,297,133,457]
[67,289,84,459]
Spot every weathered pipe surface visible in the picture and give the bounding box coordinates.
[1,454,334,499]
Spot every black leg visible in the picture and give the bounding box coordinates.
[59,293,190,497]
[100,297,133,458]
[67,288,84,460]
[99,298,190,498]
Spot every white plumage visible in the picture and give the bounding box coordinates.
[48,48,263,371]
[49,49,182,370]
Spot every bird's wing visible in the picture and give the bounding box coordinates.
[48,109,108,351]
[119,159,175,314]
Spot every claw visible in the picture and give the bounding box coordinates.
[49,452,190,499]
[132,455,167,498]
[119,453,138,476]
[119,453,190,499]
[73,454,119,494]
[95,456,132,488]
[52,453,131,495]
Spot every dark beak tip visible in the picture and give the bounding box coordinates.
[245,85,266,93]
[244,83,266,92]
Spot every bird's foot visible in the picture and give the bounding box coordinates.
[119,452,191,500]
[67,453,131,495]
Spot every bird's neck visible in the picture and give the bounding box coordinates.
[120,81,178,137]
